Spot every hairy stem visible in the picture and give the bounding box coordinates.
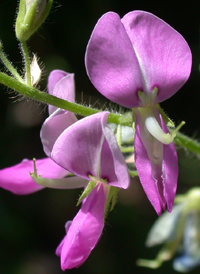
[0,72,132,125]
[0,50,24,83]
[21,41,31,85]
[1,72,200,157]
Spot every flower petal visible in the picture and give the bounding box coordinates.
[135,108,166,214]
[57,184,105,270]
[173,253,200,273]
[101,118,130,189]
[85,12,143,108]
[173,213,200,272]
[161,117,178,212]
[121,11,192,104]
[56,221,72,257]
[134,116,162,215]
[135,108,178,214]
[41,70,77,156]
[0,158,68,195]
[48,70,75,115]
[86,11,191,108]
[41,109,77,157]
[52,112,130,188]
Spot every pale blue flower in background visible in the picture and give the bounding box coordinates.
[137,188,200,272]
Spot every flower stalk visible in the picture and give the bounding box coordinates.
[21,41,31,85]
[0,72,132,125]
[0,45,24,83]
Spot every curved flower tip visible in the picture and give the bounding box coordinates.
[85,11,192,108]
[48,70,75,101]
[52,111,130,189]
[0,158,68,195]
[41,70,77,157]
[134,111,178,215]
[56,183,106,270]
[48,70,75,116]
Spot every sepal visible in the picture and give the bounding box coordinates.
[76,180,96,206]
[30,159,88,189]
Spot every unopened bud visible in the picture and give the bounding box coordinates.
[15,0,53,41]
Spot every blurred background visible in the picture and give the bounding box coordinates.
[0,0,200,273]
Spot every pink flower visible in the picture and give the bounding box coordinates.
[85,11,192,214]
[52,111,130,269]
[0,70,86,194]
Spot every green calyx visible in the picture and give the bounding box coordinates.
[76,180,97,206]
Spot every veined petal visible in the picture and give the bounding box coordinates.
[0,158,68,195]
[52,112,130,188]
[85,12,143,108]
[41,109,77,157]
[57,184,106,270]
[47,70,75,115]
[121,11,192,104]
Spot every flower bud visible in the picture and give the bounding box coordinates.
[15,0,53,41]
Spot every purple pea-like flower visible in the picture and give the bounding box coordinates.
[0,70,87,194]
[85,10,192,215]
[51,111,130,268]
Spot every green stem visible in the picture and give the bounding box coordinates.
[129,170,138,177]
[175,132,200,157]
[121,146,134,153]
[0,72,132,125]
[21,41,31,85]
[117,124,122,148]
[0,50,24,83]
[1,72,200,157]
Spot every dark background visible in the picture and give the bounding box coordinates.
[0,0,200,273]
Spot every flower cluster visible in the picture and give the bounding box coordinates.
[0,69,130,269]
[0,10,192,270]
